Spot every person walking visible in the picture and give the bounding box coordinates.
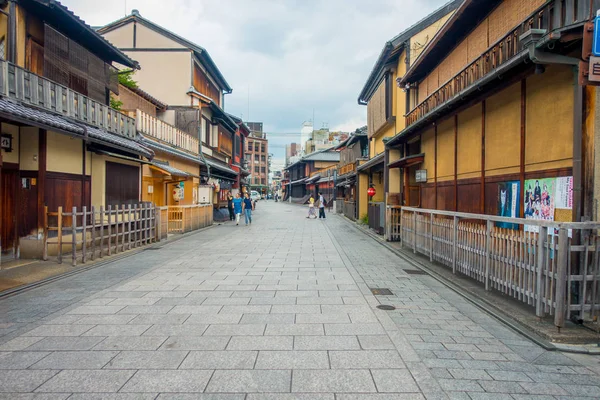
[306,194,316,219]
[227,192,234,221]
[243,192,254,225]
[232,192,243,225]
[318,192,326,219]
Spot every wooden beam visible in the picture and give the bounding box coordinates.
[37,129,46,233]
[520,79,526,218]
[434,124,438,210]
[454,114,458,212]
[481,101,486,214]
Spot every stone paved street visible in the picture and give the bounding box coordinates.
[1,202,600,399]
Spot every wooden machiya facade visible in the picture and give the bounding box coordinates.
[334,128,369,220]
[357,0,462,228]
[386,0,600,226]
[0,0,152,261]
[285,150,341,203]
[98,10,242,211]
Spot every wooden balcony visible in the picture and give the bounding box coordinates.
[405,0,593,128]
[310,165,337,178]
[0,60,136,139]
[136,109,199,155]
[337,162,356,176]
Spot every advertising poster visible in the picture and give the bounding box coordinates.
[524,178,556,232]
[496,181,520,230]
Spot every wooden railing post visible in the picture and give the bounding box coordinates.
[536,226,547,317]
[554,227,569,328]
[485,220,492,290]
[430,212,434,262]
[107,205,112,256]
[400,208,404,248]
[155,206,161,242]
[128,204,132,249]
[43,206,48,261]
[81,206,87,264]
[57,206,63,264]
[99,206,104,258]
[413,211,418,254]
[71,206,77,266]
[91,206,96,261]
[452,216,458,274]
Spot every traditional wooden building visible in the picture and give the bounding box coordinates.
[386,0,600,225]
[228,114,251,194]
[0,0,153,261]
[357,0,462,230]
[285,149,340,203]
[334,127,369,220]
[98,10,240,209]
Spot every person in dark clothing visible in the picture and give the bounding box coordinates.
[243,193,254,225]
[227,192,234,221]
[318,192,326,219]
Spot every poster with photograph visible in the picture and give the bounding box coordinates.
[496,181,520,230]
[555,176,573,210]
[524,178,556,232]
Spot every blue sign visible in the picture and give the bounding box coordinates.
[593,16,600,56]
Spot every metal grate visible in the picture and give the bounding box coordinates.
[403,269,428,275]
[370,288,393,296]
[377,305,396,311]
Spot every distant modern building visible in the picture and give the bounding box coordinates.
[245,122,269,195]
[285,143,300,166]
[300,121,313,155]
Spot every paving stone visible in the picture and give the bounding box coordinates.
[128,314,190,325]
[0,394,72,400]
[518,382,568,395]
[82,324,151,336]
[30,351,118,369]
[120,370,213,392]
[104,350,188,369]
[93,336,168,351]
[246,395,334,400]
[295,314,351,324]
[294,336,360,350]
[266,324,324,336]
[158,395,245,400]
[159,336,230,350]
[448,368,492,380]
[26,337,105,351]
[74,315,137,325]
[292,369,376,393]
[240,314,295,324]
[204,324,266,336]
[329,350,404,369]
[0,351,50,369]
[487,370,532,382]
[205,370,292,393]
[357,335,396,350]
[142,323,208,336]
[437,379,484,392]
[22,324,95,337]
[180,350,257,369]
[227,336,293,350]
[477,380,528,394]
[255,350,329,369]
[371,369,420,393]
[36,370,134,392]
[325,323,386,336]
[558,384,600,397]
[0,370,58,392]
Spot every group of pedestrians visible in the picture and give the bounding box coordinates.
[226,192,254,226]
[307,192,327,219]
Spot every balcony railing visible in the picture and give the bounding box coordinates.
[338,162,356,176]
[310,165,337,178]
[136,109,199,155]
[0,60,136,139]
[406,0,593,127]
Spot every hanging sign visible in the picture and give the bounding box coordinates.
[1,134,12,152]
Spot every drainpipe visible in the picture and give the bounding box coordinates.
[8,0,16,64]
[522,29,582,223]
[196,109,211,182]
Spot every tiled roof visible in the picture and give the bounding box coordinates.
[141,137,202,165]
[0,98,152,158]
[206,159,238,176]
[152,160,194,177]
[303,151,340,162]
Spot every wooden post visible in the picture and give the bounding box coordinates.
[413,211,417,254]
[57,206,63,264]
[554,227,569,328]
[99,206,104,258]
[430,213,434,262]
[71,206,77,266]
[452,216,458,274]
[42,206,48,261]
[155,205,161,242]
[400,208,404,248]
[81,206,87,264]
[91,206,96,261]
[128,204,132,249]
[536,226,547,317]
[121,205,126,252]
[485,219,492,290]
[107,205,112,256]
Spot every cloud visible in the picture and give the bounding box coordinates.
[61,0,451,160]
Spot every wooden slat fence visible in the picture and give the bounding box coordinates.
[44,203,156,266]
[160,204,213,235]
[388,206,600,329]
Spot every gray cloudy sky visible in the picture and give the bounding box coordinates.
[62,0,448,164]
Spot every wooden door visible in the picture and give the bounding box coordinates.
[1,169,18,254]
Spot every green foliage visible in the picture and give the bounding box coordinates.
[360,213,369,225]
[110,95,123,111]
[118,70,138,89]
